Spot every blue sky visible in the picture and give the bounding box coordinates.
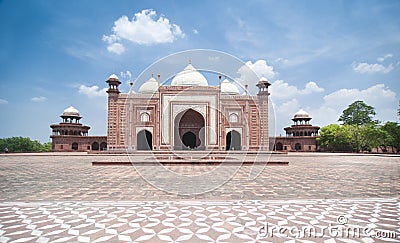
[0,0,399,142]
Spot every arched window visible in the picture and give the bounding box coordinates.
[92,142,99,150]
[100,142,107,150]
[275,142,283,151]
[72,142,78,150]
[229,113,238,123]
[140,112,150,122]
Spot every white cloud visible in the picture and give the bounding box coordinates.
[0,98,8,104]
[274,57,288,64]
[103,9,185,53]
[303,81,325,94]
[323,84,396,109]
[377,53,393,62]
[120,70,132,80]
[236,60,276,94]
[244,60,276,79]
[102,34,119,44]
[269,80,324,100]
[352,62,394,74]
[106,43,125,55]
[78,85,108,98]
[31,96,47,102]
[192,29,199,34]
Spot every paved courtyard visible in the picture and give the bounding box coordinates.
[0,153,399,242]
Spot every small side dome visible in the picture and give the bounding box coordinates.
[63,106,80,117]
[139,76,159,94]
[221,79,240,95]
[108,74,119,80]
[294,109,310,119]
[171,63,208,86]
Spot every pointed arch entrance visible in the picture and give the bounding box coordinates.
[275,142,283,151]
[226,130,241,150]
[174,109,205,150]
[137,130,152,150]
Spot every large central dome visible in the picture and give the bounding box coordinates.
[171,63,208,86]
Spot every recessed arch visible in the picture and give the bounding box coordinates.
[295,143,302,151]
[229,113,238,123]
[92,142,99,150]
[226,130,241,150]
[72,142,78,150]
[100,142,107,150]
[275,142,283,151]
[140,112,150,122]
[137,129,152,150]
[174,109,205,150]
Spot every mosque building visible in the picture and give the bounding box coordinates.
[50,62,320,152]
[106,62,270,151]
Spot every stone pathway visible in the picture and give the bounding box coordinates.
[0,153,398,242]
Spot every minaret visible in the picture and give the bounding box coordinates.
[106,74,121,150]
[256,77,271,151]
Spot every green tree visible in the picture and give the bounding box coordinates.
[356,124,386,152]
[381,121,400,153]
[317,124,340,151]
[339,100,377,126]
[317,124,353,152]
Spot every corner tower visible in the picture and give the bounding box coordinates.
[106,74,121,149]
[256,77,271,151]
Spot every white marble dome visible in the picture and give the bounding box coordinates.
[221,79,240,95]
[139,76,159,94]
[171,63,208,86]
[294,109,310,119]
[63,106,80,117]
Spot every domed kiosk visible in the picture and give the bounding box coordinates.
[273,109,320,152]
[50,106,107,152]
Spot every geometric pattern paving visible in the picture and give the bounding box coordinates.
[0,198,399,242]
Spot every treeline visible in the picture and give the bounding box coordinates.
[317,101,400,153]
[0,137,52,153]
[317,122,400,152]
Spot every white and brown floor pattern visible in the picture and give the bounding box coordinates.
[0,198,399,243]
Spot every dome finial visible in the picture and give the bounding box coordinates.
[188,59,191,64]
